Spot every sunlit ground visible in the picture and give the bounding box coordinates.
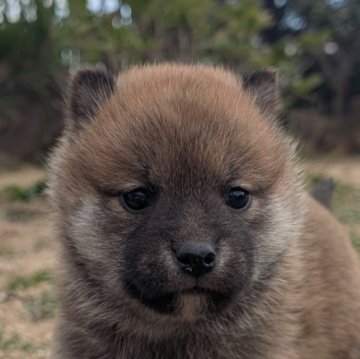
[0,157,359,358]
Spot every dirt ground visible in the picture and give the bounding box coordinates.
[0,157,359,358]
[0,166,55,359]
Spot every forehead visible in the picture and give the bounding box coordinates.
[69,66,287,192]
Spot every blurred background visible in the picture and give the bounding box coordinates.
[0,0,359,161]
[0,1,359,358]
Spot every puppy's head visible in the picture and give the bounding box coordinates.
[49,64,304,321]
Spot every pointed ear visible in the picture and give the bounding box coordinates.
[67,67,115,133]
[242,69,280,121]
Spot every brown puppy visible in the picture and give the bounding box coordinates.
[48,64,360,359]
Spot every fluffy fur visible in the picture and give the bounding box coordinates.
[48,64,360,359]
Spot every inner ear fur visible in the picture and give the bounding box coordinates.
[242,69,280,121]
[67,67,115,133]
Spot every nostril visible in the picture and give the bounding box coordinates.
[203,252,216,266]
[177,253,193,266]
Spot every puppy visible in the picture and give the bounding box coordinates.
[49,64,360,358]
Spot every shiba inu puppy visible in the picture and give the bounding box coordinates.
[49,64,360,359]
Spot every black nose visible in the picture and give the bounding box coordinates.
[175,241,217,277]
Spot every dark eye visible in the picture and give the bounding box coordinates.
[122,188,150,211]
[227,187,250,210]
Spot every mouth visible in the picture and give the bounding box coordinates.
[126,281,232,315]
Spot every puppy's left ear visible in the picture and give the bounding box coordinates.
[243,69,280,121]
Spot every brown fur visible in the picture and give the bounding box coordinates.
[48,64,360,359]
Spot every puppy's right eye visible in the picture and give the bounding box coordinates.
[122,188,149,211]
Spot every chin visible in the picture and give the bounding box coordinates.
[126,280,234,318]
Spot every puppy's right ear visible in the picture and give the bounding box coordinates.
[66,67,115,134]
[242,69,280,122]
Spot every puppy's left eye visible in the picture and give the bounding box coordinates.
[227,187,251,210]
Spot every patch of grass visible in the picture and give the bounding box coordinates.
[0,329,35,352]
[307,173,327,188]
[1,180,47,202]
[6,269,52,292]
[25,291,56,321]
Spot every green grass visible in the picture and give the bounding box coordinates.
[25,291,56,321]
[6,269,52,292]
[1,180,47,202]
[0,329,35,352]
[307,173,328,188]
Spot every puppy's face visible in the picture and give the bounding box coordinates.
[50,65,304,320]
